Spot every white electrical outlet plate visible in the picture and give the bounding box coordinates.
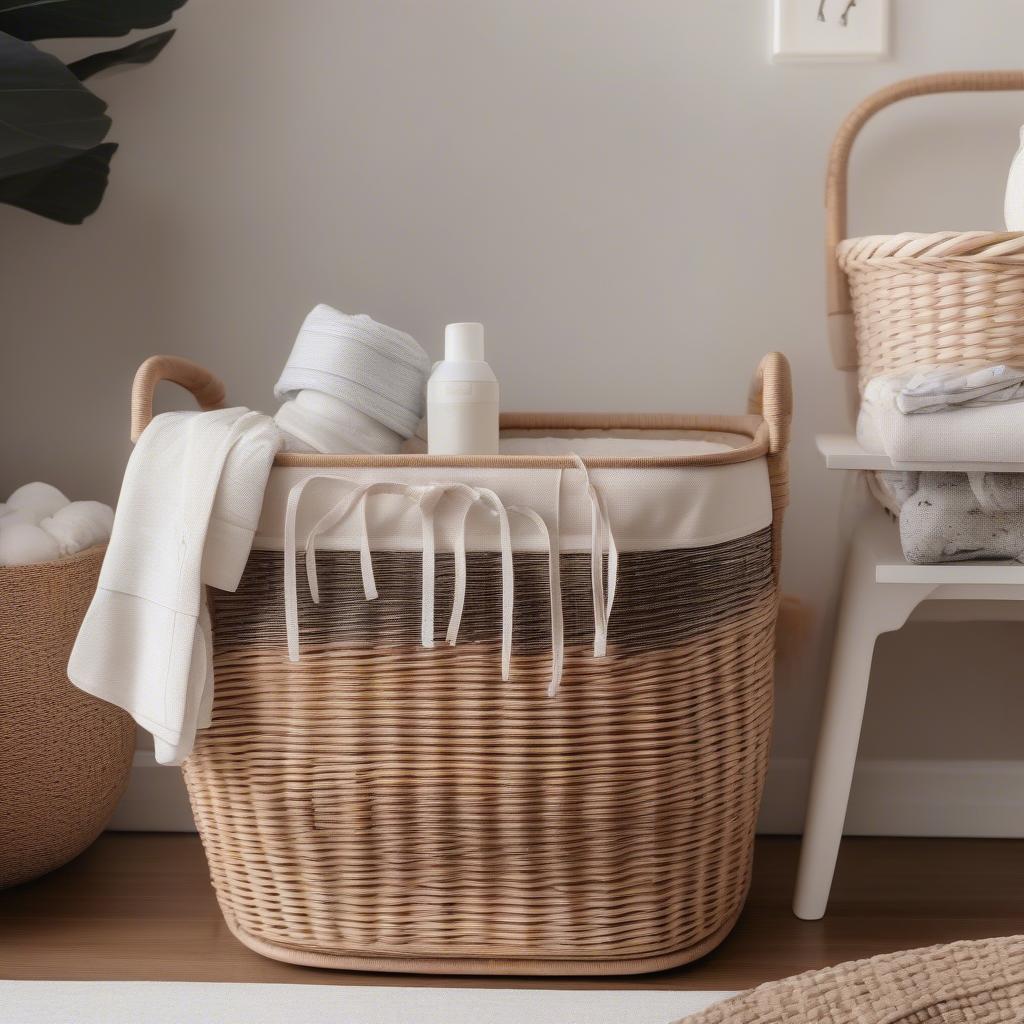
[772,0,889,62]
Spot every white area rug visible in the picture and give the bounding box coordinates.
[0,981,733,1024]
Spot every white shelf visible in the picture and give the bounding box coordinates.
[816,433,1024,474]
[827,459,1024,586]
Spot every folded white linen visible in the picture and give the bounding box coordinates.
[68,408,282,765]
[897,364,1024,413]
[274,305,430,439]
[857,373,1024,464]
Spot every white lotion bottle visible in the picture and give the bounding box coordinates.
[1007,125,1024,230]
[427,323,499,455]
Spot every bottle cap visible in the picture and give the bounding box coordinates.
[445,322,485,362]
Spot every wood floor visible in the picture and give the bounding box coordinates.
[0,834,1021,990]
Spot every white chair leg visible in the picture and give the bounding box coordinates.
[792,535,933,921]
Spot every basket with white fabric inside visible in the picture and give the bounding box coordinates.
[135,352,792,976]
[827,71,1024,524]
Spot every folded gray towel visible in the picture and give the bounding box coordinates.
[900,472,1024,563]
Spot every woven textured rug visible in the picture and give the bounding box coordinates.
[679,935,1024,1023]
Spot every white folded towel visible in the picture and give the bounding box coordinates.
[274,305,430,439]
[68,408,282,765]
[896,364,1024,413]
[858,372,1024,465]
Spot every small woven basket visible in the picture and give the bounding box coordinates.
[826,71,1024,390]
[0,545,135,888]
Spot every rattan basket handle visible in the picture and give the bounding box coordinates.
[748,352,792,582]
[747,351,792,458]
[826,70,1024,371]
[131,355,227,441]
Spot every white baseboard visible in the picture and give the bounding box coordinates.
[108,752,1024,838]
[108,752,196,832]
[760,756,1024,837]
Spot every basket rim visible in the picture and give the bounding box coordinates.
[274,412,771,470]
[0,542,106,577]
[838,229,1024,265]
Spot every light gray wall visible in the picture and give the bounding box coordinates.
[4,0,1024,769]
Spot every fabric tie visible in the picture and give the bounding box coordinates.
[283,477,564,692]
[568,454,618,658]
[505,502,564,696]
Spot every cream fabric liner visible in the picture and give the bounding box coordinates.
[255,434,771,554]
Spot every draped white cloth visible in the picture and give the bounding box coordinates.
[68,409,282,765]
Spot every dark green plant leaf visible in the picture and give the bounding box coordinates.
[68,28,174,81]
[0,32,109,178]
[0,140,116,223]
[0,0,185,41]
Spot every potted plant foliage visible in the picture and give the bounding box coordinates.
[0,0,185,224]
[0,0,185,890]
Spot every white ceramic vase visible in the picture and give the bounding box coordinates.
[1005,125,1024,231]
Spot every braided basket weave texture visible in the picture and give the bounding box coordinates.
[839,231,1024,390]
[185,530,778,974]
[0,545,134,888]
[679,934,1024,1024]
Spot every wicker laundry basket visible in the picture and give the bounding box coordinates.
[0,546,135,888]
[827,71,1024,391]
[134,351,791,976]
[679,934,1024,1024]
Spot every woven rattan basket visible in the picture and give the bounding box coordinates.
[827,71,1024,390]
[680,934,1024,1024]
[134,351,792,975]
[0,545,135,888]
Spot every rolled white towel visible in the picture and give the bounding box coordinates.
[0,507,47,526]
[274,306,430,439]
[7,481,69,519]
[40,500,114,555]
[0,521,61,565]
[274,390,404,454]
